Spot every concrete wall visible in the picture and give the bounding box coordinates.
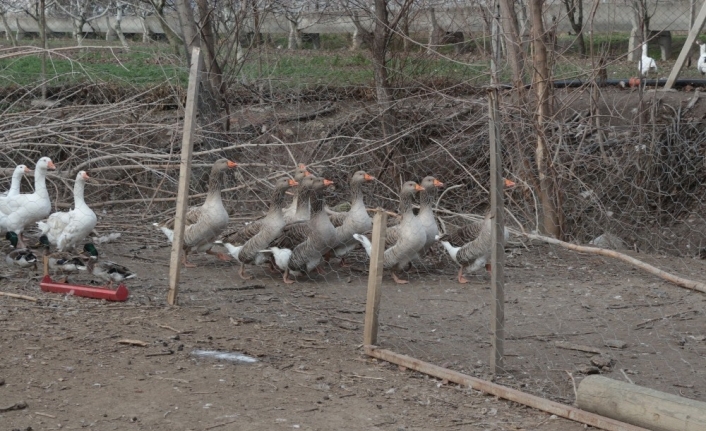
[0,1,695,38]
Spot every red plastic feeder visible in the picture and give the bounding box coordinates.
[40,275,129,301]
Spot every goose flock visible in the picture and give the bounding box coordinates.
[2,157,516,288]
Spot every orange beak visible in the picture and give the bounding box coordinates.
[364,173,375,181]
[504,178,516,188]
[414,184,424,192]
[23,166,31,173]
[47,161,56,170]
[433,179,444,188]
[82,172,90,180]
[303,170,311,177]
[323,179,334,187]
[227,160,238,168]
[298,163,307,170]
[288,179,298,187]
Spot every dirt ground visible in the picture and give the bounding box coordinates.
[2,218,706,431]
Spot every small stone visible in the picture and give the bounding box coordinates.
[576,364,601,375]
[590,354,615,369]
[604,339,627,349]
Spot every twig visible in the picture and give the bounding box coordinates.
[118,339,148,347]
[635,310,699,328]
[157,324,182,333]
[565,371,578,405]
[554,341,603,354]
[0,292,38,302]
[620,369,634,384]
[146,350,174,357]
[35,412,56,418]
[205,419,239,430]
[525,233,706,294]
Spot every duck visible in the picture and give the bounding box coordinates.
[219,177,298,279]
[37,234,88,282]
[154,158,237,267]
[37,171,97,252]
[328,171,375,266]
[0,165,31,198]
[0,157,56,248]
[436,212,509,284]
[697,41,706,75]
[352,181,426,284]
[81,243,136,288]
[416,176,444,255]
[282,163,311,223]
[262,176,336,284]
[4,232,38,269]
[639,43,657,77]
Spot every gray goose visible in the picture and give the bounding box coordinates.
[436,213,508,284]
[329,171,375,266]
[154,158,237,267]
[353,181,425,284]
[444,178,515,247]
[282,163,311,223]
[381,176,442,251]
[263,176,336,284]
[218,177,298,279]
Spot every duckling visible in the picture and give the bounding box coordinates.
[4,231,38,269]
[81,243,136,288]
[38,234,87,282]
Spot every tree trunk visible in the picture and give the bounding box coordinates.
[288,19,298,49]
[529,0,561,238]
[563,0,586,56]
[372,0,397,140]
[497,0,525,94]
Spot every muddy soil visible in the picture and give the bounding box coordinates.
[2,219,705,431]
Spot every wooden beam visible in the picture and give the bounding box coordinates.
[664,0,706,90]
[365,346,649,431]
[578,375,706,431]
[167,47,202,306]
[363,209,387,346]
[487,86,505,374]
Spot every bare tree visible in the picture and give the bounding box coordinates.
[529,0,561,238]
[54,0,111,46]
[561,0,585,56]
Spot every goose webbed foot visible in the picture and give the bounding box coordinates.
[392,272,409,285]
[283,269,296,284]
[457,267,469,284]
[238,263,253,280]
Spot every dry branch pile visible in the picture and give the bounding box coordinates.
[2,85,706,257]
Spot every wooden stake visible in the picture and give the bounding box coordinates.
[364,209,387,346]
[365,346,648,431]
[663,0,706,90]
[525,233,706,294]
[0,292,38,302]
[487,86,505,374]
[167,47,202,306]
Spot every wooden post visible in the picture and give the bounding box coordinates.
[487,87,505,374]
[365,346,649,431]
[490,1,501,86]
[167,47,202,306]
[363,209,387,346]
[663,0,706,90]
[577,375,706,431]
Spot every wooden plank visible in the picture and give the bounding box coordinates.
[167,47,202,306]
[365,346,649,431]
[487,86,505,374]
[578,375,706,431]
[663,0,706,90]
[363,209,387,346]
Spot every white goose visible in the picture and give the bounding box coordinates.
[1,165,31,198]
[37,171,97,251]
[0,157,56,248]
[638,43,657,76]
[697,41,706,75]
